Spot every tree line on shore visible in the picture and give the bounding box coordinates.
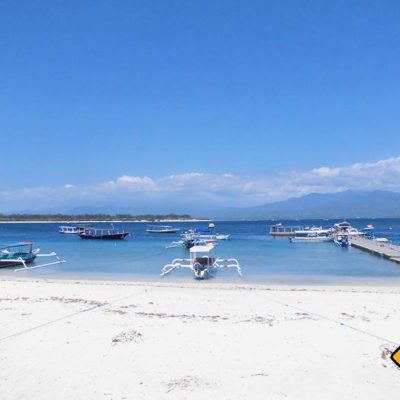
[0,213,204,222]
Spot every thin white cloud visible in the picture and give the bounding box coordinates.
[1,156,400,212]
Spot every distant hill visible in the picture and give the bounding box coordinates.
[217,190,400,220]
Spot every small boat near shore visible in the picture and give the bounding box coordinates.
[0,242,65,271]
[146,225,179,234]
[161,243,242,279]
[79,228,129,240]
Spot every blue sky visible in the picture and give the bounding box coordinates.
[1,1,400,211]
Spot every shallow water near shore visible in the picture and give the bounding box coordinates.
[1,219,400,283]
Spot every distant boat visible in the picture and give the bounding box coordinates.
[360,224,375,239]
[331,221,364,246]
[181,227,230,241]
[334,235,350,247]
[59,225,78,234]
[59,224,93,234]
[79,227,129,240]
[375,237,389,243]
[332,221,362,236]
[146,225,179,234]
[167,237,216,249]
[269,223,304,236]
[290,227,333,243]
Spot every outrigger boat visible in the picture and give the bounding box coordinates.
[161,243,242,279]
[167,226,229,249]
[167,237,216,249]
[181,227,230,241]
[0,242,65,271]
[290,227,333,243]
[146,225,179,234]
[79,227,129,240]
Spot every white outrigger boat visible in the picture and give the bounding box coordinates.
[161,243,242,279]
[166,237,216,249]
[167,226,230,249]
[290,227,333,243]
[182,227,230,241]
[146,225,179,234]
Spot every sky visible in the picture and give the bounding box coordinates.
[1,1,400,212]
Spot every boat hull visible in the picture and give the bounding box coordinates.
[270,231,298,236]
[334,238,350,247]
[291,237,333,243]
[0,253,37,268]
[79,233,129,240]
[146,230,178,234]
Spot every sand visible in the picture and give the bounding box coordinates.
[0,277,399,399]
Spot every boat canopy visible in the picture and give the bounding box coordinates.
[0,242,33,248]
[190,244,214,253]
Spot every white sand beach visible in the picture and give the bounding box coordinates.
[1,277,399,399]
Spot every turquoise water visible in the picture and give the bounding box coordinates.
[1,220,400,283]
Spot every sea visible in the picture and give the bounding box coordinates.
[1,219,400,284]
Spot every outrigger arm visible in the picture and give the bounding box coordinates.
[161,257,242,278]
[14,251,66,272]
[213,258,242,277]
[160,258,192,277]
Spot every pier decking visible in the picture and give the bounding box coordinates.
[350,236,400,264]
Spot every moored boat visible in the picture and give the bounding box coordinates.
[360,224,375,239]
[59,224,94,234]
[332,221,361,246]
[0,242,38,267]
[290,227,333,243]
[181,227,230,241]
[161,243,242,279]
[59,225,79,234]
[79,228,129,240]
[146,225,179,233]
[334,235,350,247]
[0,242,65,270]
[269,223,304,236]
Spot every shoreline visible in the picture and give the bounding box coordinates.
[3,272,400,288]
[2,274,400,291]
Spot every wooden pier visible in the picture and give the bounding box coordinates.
[349,236,400,264]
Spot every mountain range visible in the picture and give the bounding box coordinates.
[7,190,400,220]
[216,190,400,220]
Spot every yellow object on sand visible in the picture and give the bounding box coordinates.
[392,347,400,368]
